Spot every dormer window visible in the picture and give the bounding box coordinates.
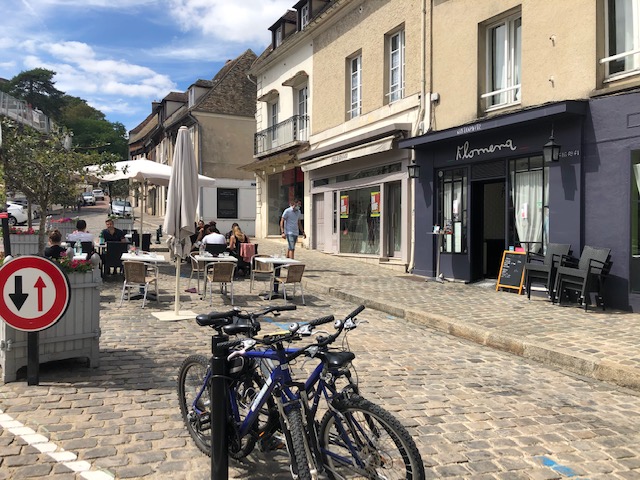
[188,88,195,108]
[275,26,283,47]
[300,3,309,30]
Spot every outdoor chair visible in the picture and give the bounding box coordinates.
[271,263,306,305]
[524,243,571,301]
[119,261,159,309]
[554,246,612,311]
[250,254,275,293]
[102,241,128,276]
[205,243,228,256]
[205,261,236,306]
[187,252,207,293]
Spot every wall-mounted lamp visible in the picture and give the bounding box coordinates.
[543,125,561,163]
[408,160,420,179]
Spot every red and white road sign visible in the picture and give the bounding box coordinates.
[0,256,71,332]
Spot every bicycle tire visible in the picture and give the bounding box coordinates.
[177,354,212,456]
[283,408,313,480]
[177,354,274,459]
[319,395,425,479]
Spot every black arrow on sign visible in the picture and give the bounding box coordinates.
[9,276,29,311]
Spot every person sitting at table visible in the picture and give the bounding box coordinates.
[44,230,67,259]
[67,219,94,243]
[201,226,227,245]
[225,222,239,242]
[228,224,252,276]
[101,218,127,242]
[190,220,207,252]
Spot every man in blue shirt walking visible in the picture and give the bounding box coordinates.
[280,198,306,259]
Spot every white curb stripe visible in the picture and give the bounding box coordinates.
[0,408,114,479]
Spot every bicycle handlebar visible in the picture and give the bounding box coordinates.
[195,305,298,329]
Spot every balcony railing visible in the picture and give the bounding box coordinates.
[0,91,56,133]
[254,114,309,157]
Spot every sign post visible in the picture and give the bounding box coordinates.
[0,256,71,385]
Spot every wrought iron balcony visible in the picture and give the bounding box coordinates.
[0,91,56,133]
[254,115,309,157]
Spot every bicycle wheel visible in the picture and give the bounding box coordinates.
[177,354,211,456]
[319,395,425,479]
[283,408,313,480]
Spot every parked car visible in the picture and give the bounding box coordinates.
[92,189,105,201]
[109,199,133,218]
[82,192,96,206]
[5,202,28,226]
[7,198,41,218]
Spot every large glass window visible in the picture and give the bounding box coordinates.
[297,85,308,140]
[388,30,405,103]
[267,168,304,236]
[483,13,521,110]
[604,0,640,78]
[349,55,362,119]
[631,155,640,292]
[438,169,467,253]
[508,156,548,254]
[339,186,380,255]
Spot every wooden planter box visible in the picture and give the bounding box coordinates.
[113,218,134,232]
[8,234,40,256]
[0,269,101,382]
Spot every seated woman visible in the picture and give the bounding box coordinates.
[44,230,67,259]
[228,224,253,275]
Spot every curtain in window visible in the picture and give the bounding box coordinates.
[609,0,638,73]
[511,170,543,253]
[443,186,452,252]
[513,18,522,101]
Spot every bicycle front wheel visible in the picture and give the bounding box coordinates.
[177,354,211,456]
[319,395,425,479]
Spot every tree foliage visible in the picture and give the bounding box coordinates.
[1,118,117,253]
[3,68,65,119]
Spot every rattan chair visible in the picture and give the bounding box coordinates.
[271,263,305,304]
[119,261,159,308]
[188,252,207,293]
[250,254,275,293]
[205,261,236,305]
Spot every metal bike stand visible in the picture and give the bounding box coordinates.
[210,334,229,480]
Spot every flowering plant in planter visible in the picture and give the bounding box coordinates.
[9,227,38,235]
[50,217,76,224]
[56,255,94,274]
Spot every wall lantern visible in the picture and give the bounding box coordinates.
[543,125,561,163]
[408,160,420,179]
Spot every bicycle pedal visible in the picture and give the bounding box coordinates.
[258,434,286,452]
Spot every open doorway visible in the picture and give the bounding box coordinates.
[470,180,505,281]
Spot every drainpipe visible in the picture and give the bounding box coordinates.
[408,0,429,273]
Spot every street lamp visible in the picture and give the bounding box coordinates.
[407,160,420,179]
[543,125,561,163]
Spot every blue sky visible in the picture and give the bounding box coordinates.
[0,0,292,132]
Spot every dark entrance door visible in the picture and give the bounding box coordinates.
[470,179,506,281]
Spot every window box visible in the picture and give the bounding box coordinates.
[0,269,102,382]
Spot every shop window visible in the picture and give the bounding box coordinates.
[339,187,380,255]
[267,168,304,236]
[438,169,467,253]
[482,12,521,111]
[603,0,640,79]
[631,155,640,292]
[507,156,548,254]
[217,188,238,219]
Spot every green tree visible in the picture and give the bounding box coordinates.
[5,68,65,119]
[1,118,116,253]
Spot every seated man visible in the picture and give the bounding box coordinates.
[101,218,127,242]
[201,226,226,245]
[67,219,95,243]
[44,230,67,259]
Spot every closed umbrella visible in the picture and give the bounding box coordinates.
[153,126,199,321]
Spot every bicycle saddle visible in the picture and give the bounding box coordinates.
[319,351,355,368]
[223,318,258,336]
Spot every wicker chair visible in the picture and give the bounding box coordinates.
[271,263,306,304]
[250,254,275,293]
[205,262,236,305]
[555,246,612,311]
[187,253,207,293]
[524,243,571,301]
[119,261,159,308]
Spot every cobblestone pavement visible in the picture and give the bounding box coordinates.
[1,207,639,479]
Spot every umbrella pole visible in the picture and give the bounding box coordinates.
[175,260,181,315]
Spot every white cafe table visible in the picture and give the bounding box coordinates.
[254,256,301,299]
[193,254,238,264]
[121,252,169,264]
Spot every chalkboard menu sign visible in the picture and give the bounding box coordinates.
[495,250,527,294]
